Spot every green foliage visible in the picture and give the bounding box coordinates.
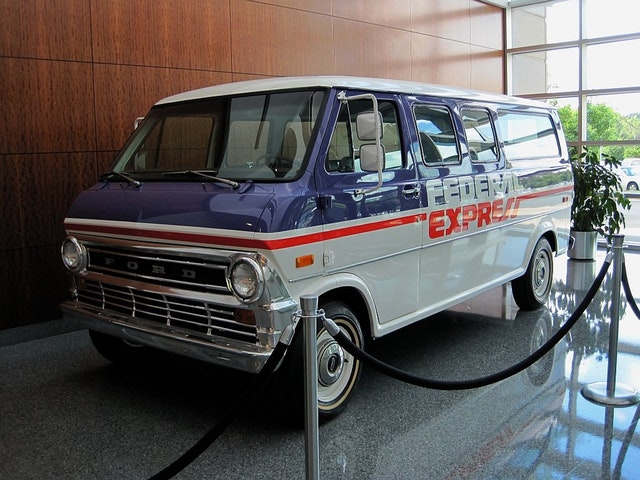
[557,104,578,142]
[557,102,640,159]
[570,147,631,237]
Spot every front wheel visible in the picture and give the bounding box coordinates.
[89,330,148,364]
[511,238,553,310]
[278,301,364,423]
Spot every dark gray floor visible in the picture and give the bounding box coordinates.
[2,247,640,479]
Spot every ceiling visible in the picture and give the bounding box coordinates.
[482,0,558,8]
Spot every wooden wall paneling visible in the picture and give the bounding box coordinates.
[425,36,472,88]
[410,33,438,84]
[0,246,67,328]
[333,0,412,30]
[262,0,331,15]
[470,1,504,50]
[231,73,274,83]
[0,58,96,155]
[0,0,92,61]
[91,0,232,70]
[230,0,334,77]
[93,64,232,151]
[333,18,412,79]
[0,153,98,251]
[411,0,472,43]
[0,156,27,251]
[470,46,504,93]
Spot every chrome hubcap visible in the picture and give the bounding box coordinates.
[534,252,550,296]
[318,339,345,387]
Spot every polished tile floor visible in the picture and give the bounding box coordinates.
[1,247,640,479]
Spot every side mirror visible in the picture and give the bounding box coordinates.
[360,144,385,172]
[356,112,383,141]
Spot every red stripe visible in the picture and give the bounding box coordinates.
[64,215,419,251]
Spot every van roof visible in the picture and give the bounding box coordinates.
[156,76,548,108]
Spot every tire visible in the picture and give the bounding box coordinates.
[511,238,553,310]
[278,301,364,423]
[89,330,147,364]
[627,181,638,191]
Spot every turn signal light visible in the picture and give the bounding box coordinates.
[295,254,314,268]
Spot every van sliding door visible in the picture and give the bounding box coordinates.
[416,103,511,314]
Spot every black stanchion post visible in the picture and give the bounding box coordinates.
[301,295,320,480]
[582,234,640,407]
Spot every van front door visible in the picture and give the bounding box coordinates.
[315,93,422,325]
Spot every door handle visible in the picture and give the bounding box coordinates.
[403,184,420,198]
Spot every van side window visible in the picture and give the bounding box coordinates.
[326,99,402,173]
[461,108,499,162]
[497,111,560,159]
[413,105,459,165]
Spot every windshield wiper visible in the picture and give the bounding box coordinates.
[162,170,240,188]
[100,170,142,187]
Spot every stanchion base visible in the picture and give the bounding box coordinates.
[582,382,640,407]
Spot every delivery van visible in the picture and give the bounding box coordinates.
[60,76,573,418]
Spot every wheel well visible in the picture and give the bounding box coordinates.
[542,230,557,253]
[319,287,372,340]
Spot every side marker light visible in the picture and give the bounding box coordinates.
[296,254,314,268]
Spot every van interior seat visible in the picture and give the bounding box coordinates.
[419,132,442,163]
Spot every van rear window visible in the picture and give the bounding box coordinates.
[497,111,560,159]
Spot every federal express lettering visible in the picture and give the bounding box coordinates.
[59,77,573,419]
[426,172,521,238]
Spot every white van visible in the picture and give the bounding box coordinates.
[60,77,573,418]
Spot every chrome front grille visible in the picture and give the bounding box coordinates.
[77,279,257,344]
[87,245,231,294]
[70,243,258,344]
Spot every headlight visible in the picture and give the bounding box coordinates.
[61,237,88,273]
[227,256,264,302]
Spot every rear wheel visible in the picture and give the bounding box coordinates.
[511,238,553,310]
[278,301,364,422]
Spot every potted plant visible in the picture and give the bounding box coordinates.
[568,147,631,260]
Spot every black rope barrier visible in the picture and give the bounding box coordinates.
[145,249,630,478]
[148,322,296,480]
[325,256,612,391]
[622,263,640,320]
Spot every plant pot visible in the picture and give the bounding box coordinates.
[568,230,598,260]
[566,257,597,290]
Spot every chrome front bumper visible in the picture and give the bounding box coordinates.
[62,302,275,373]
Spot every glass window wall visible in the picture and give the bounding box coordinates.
[508,0,640,240]
[508,0,640,160]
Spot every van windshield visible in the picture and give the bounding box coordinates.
[110,89,326,182]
